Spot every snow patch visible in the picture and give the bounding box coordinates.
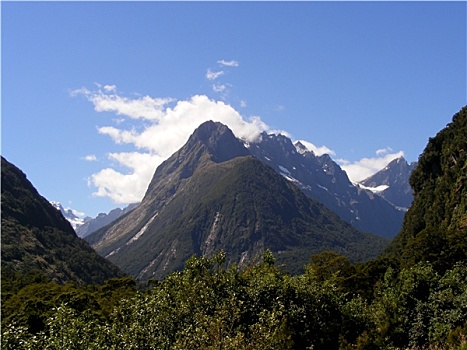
[126,212,159,245]
[105,247,121,258]
[204,212,221,253]
[317,184,329,192]
[358,184,389,193]
[278,165,291,175]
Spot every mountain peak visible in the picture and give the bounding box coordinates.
[360,155,417,208]
[294,141,311,155]
[389,156,407,167]
[185,120,250,163]
[190,120,227,142]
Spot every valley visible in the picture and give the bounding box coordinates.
[1,106,466,349]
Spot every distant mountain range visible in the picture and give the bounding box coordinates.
[76,204,139,238]
[51,201,139,238]
[247,132,407,237]
[86,121,390,280]
[60,132,415,240]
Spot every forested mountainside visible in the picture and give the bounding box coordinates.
[87,121,388,280]
[1,156,124,297]
[2,107,466,350]
[382,106,467,271]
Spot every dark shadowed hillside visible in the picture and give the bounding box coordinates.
[1,156,124,296]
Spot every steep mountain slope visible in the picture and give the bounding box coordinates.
[1,157,124,287]
[359,157,417,209]
[382,107,467,271]
[87,121,388,280]
[247,133,405,237]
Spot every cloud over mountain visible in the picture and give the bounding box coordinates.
[73,83,405,205]
[296,140,336,157]
[338,149,405,183]
[73,86,270,203]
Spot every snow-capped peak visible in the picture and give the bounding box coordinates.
[50,201,86,230]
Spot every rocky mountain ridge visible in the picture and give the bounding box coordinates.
[50,202,139,238]
[246,132,405,237]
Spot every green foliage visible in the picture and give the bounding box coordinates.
[2,251,467,350]
[385,107,467,272]
[1,277,138,335]
[356,261,467,349]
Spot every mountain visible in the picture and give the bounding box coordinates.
[382,107,467,271]
[50,201,85,230]
[50,201,138,238]
[1,156,124,288]
[246,133,405,238]
[75,203,139,238]
[86,121,389,281]
[359,157,417,209]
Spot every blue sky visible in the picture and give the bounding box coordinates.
[2,1,466,218]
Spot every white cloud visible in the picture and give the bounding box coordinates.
[212,84,227,93]
[72,86,175,121]
[75,87,270,204]
[273,105,285,112]
[338,150,404,183]
[296,140,335,157]
[78,84,402,205]
[82,154,98,162]
[218,59,239,67]
[206,69,224,81]
[89,152,164,204]
[70,208,86,218]
[104,85,117,92]
[376,147,393,156]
